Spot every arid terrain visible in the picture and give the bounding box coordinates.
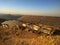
[0,0,60,45]
[0,26,60,45]
[0,15,60,45]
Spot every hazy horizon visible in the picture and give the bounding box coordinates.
[0,0,60,16]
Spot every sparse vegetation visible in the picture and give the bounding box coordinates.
[0,16,60,45]
[0,26,60,45]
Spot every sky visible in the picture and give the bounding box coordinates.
[0,0,60,16]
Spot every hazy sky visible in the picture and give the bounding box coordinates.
[0,0,60,16]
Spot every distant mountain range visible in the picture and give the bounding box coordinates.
[0,14,22,20]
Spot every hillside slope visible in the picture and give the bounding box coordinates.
[18,16,60,27]
[0,27,60,45]
[0,14,22,20]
